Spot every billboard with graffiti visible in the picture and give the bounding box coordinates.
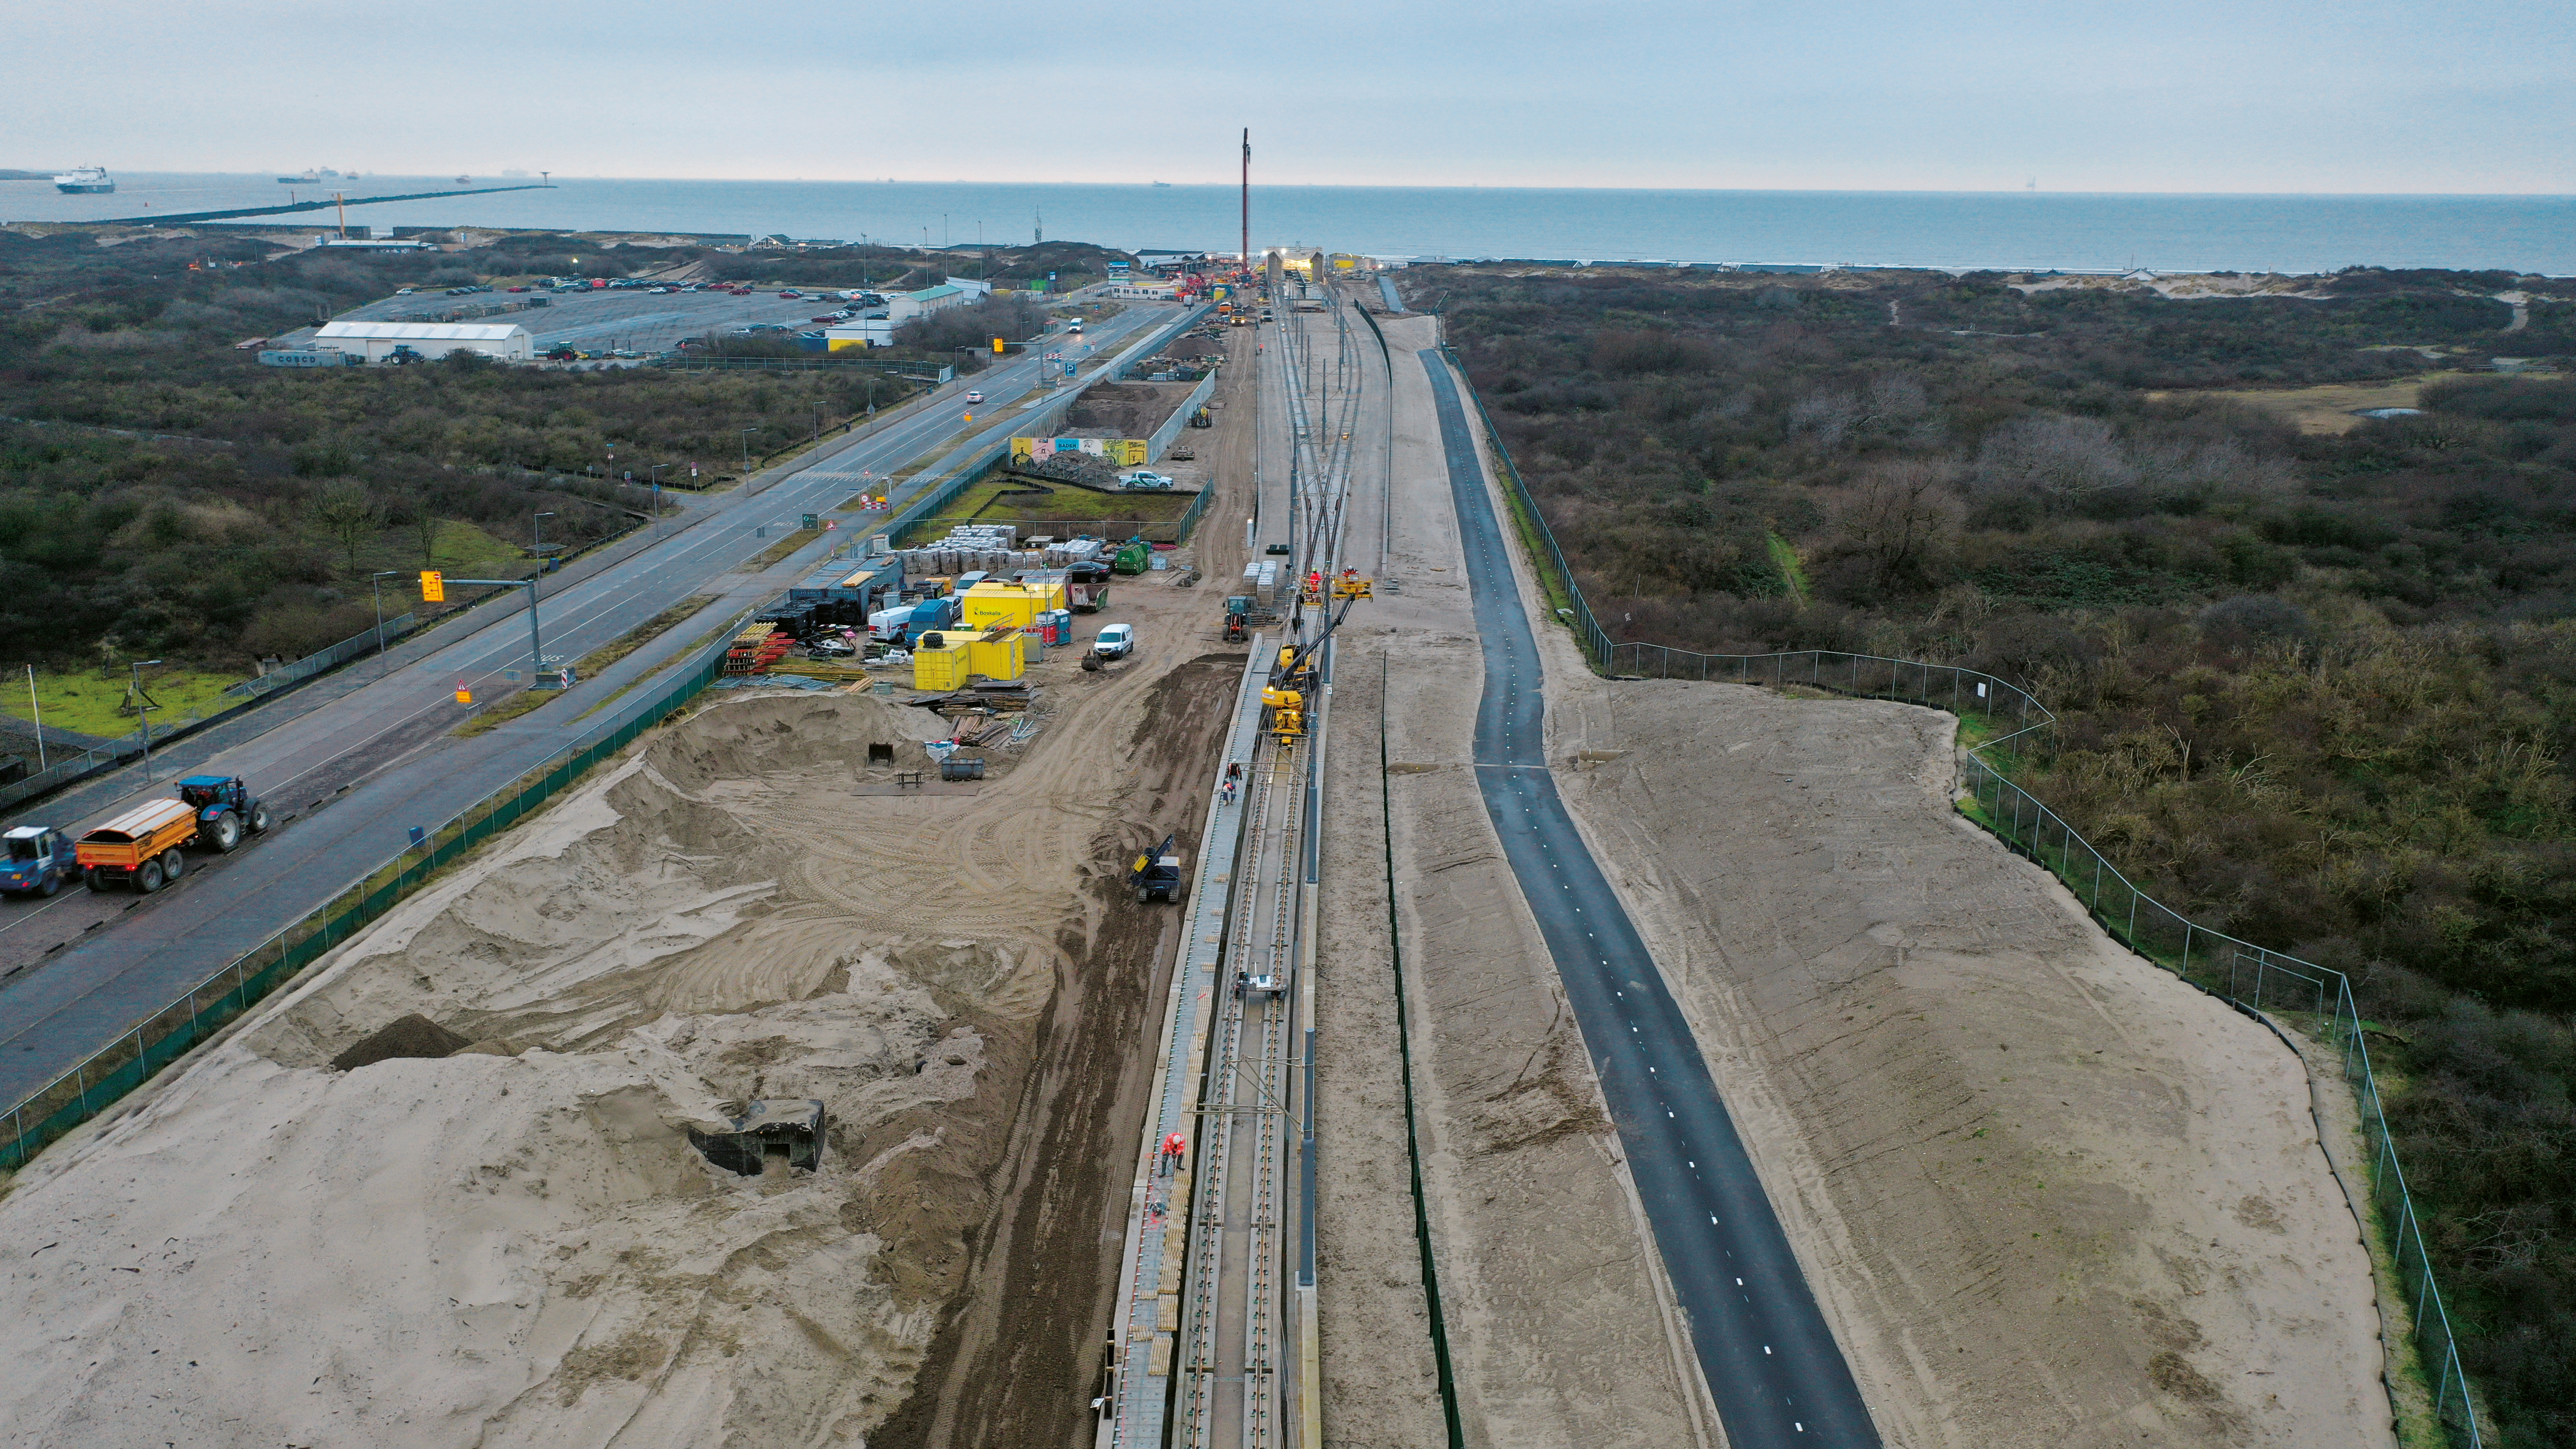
[1010,436,1150,467]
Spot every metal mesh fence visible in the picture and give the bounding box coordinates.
[0,613,746,1175]
[0,616,420,817]
[1446,348,2487,1446]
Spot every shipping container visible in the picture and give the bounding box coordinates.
[912,636,972,691]
[967,628,1028,682]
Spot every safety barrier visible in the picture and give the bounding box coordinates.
[227,613,417,702]
[0,608,751,1174]
[1449,352,2486,1447]
[1147,369,1221,462]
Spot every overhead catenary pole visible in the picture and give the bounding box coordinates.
[1240,128,1250,266]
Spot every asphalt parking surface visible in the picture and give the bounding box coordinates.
[328,285,901,354]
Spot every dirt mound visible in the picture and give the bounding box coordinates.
[1061,380,1189,437]
[330,1012,469,1070]
[0,651,1236,1449]
[1025,451,1123,488]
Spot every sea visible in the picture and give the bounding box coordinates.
[5,173,2571,276]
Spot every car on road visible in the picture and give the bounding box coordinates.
[1093,623,1135,659]
[394,287,415,295]
[965,389,984,402]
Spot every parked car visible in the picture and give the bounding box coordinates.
[1093,623,1135,659]
[506,285,531,293]
[778,289,803,298]
[394,287,415,296]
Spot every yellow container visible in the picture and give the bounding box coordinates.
[967,628,1027,682]
[1029,578,1069,613]
[912,636,972,691]
[960,582,1042,630]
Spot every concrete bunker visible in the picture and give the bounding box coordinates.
[688,1098,827,1176]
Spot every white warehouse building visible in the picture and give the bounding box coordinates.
[309,321,533,364]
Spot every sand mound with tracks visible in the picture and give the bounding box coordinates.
[0,679,1179,1449]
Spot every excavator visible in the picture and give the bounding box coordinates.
[1129,833,1185,904]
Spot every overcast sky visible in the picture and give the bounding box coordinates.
[11,0,2571,193]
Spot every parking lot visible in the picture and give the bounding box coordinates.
[322,284,889,357]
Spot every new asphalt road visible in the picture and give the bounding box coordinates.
[1420,353,1882,1447]
[0,298,1188,1110]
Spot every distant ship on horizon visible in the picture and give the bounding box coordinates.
[278,168,345,183]
[54,166,113,194]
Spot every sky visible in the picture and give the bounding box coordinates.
[8,0,2572,194]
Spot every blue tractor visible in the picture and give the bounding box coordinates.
[175,774,272,853]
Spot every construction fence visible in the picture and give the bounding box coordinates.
[0,609,750,1175]
[1449,350,2487,1447]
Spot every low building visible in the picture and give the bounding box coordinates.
[1136,250,1210,273]
[309,321,532,363]
[822,319,897,350]
[943,276,994,299]
[886,284,967,322]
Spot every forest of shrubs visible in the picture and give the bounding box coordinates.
[1407,263,2576,1445]
[0,227,941,668]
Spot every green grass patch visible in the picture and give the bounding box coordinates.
[745,528,821,571]
[922,474,1195,527]
[450,688,555,737]
[1768,532,1810,604]
[575,594,719,678]
[0,665,247,740]
[453,594,722,739]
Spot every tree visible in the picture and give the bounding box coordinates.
[307,481,384,572]
[1833,459,1961,596]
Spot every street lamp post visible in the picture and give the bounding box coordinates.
[646,463,668,523]
[130,659,163,781]
[370,570,402,671]
[533,510,556,555]
[741,427,761,491]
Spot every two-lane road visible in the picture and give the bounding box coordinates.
[1418,350,1882,1447]
[0,299,1188,1109]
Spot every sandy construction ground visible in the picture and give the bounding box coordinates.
[1313,308,1707,1448]
[1312,302,2395,1446]
[0,458,1252,1446]
[1533,656,2396,1435]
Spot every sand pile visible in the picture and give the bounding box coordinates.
[1547,680,2394,1446]
[0,689,1109,1449]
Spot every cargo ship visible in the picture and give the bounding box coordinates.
[53,166,114,194]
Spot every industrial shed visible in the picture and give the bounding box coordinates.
[308,321,532,363]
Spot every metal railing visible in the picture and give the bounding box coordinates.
[0,608,750,1174]
[226,613,416,702]
[1448,353,2487,1447]
[0,616,420,817]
